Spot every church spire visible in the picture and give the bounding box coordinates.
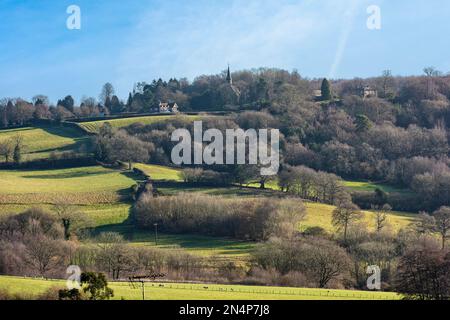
[226,64,232,85]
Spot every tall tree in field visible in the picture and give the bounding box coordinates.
[321,78,332,101]
[104,96,112,113]
[126,93,133,111]
[332,201,362,242]
[57,95,75,113]
[0,139,13,163]
[12,135,23,164]
[100,83,115,105]
[108,131,154,170]
[54,201,92,240]
[110,95,123,114]
[32,95,49,106]
[372,204,392,233]
[433,206,450,249]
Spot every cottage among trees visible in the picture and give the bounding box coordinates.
[153,102,179,113]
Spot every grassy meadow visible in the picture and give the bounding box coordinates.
[134,163,183,181]
[0,166,138,228]
[0,276,401,300]
[0,126,88,162]
[93,223,256,260]
[0,166,136,194]
[302,202,415,233]
[247,178,410,195]
[77,114,199,133]
[342,180,410,194]
[0,203,132,227]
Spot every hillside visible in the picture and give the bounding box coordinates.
[0,126,89,162]
[76,114,200,133]
[0,120,427,300]
[0,166,138,227]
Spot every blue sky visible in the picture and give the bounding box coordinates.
[0,0,449,103]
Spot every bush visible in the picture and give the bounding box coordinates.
[134,193,306,241]
[181,168,228,186]
[252,238,351,288]
[395,244,450,300]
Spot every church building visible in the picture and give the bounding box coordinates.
[223,64,241,105]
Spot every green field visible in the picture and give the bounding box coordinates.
[0,166,138,227]
[0,166,137,194]
[103,225,255,259]
[77,115,199,133]
[0,276,401,300]
[303,202,416,233]
[0,126,88,162]
[0,166,137,205]
[0,203,132,227]
[342,180,410,194]
[247,179,410,195]
[134,163,183,181]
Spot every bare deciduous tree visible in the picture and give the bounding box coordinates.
[372,204,392,233]
[332,201,362,242]
[0,139,13,163]
[433,206,450,249]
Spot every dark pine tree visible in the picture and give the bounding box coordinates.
[321,78,332,101]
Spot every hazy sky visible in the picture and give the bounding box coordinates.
[1,0,449,103]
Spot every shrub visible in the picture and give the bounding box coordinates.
[252,238,351,288]
[134,193,306,241]
[395,245,450,300]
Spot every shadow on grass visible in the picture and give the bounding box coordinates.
[41,126,85,139]
[27,139,89,155]
[155,181,284,198]
[21,169,113,179]
[121,170,146,182]
[90,203,136,238]
[26,127,90,154]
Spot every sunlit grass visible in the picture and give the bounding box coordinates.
[77,115,199,133]
[134,163,183,181]
[0,203,132,227]
[303,202,416,233]
[0,276,401,300]
[0,166,136,195]
[342,180,410,194]
[0,126,88,162]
